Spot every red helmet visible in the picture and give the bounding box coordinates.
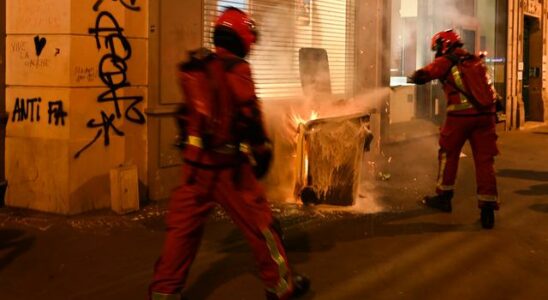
[214,7,257,56]
[431,29,463,55]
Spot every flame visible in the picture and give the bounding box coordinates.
[304,155,309,178]
[291,110,319,126]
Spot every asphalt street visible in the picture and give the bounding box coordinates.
[1,126,548,300]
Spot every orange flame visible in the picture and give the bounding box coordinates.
[291,110,319,127]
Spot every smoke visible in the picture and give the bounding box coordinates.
[354,174,384,214]
[266,0,497,213]
[433,0,480,29]
[246,1,382,208]
[248,1,394,212]
[261,87,390,210]
[255,0,483,213]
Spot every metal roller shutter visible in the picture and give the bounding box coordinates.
[203,0,355,100]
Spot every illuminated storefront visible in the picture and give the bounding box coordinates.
[389,0,508,135]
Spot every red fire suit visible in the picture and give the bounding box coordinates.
[412,48,499,209]
[149,48,295,299]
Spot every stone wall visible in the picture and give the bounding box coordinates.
[5,0,148,214]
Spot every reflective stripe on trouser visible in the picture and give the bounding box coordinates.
[437,115,499,205]
[150,292,180,300]
[435,147,463,194]
[478,195,499,209]
[436,151,455,192]
[149,163,292,297]
[262,228,291,297]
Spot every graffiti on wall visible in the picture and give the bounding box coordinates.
[33,35,47,56]
[12,98,41,122]
[48,101,68,126]
[74,1,144,158]
[10,39,50,69]
[11,97,68,126]
[18,0,64,30]
[74,66,98,83]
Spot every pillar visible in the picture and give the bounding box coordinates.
[5,0,148,214]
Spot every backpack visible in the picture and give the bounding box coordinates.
[176,48,243,151]
[444,54,497,110]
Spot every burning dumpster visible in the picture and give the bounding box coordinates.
[294,112,372,206]
[290,47,374,206]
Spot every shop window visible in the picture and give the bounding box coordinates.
[389,0,418,88]
[390,0,506,118]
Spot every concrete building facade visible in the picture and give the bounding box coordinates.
[0,0,546,214]
[3,0,148,214]
[506,0,548,129]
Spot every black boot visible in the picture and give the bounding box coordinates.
[265,274,310,300]
[291,274,310,298]
[480,207,495,229]
[422,191,453,212]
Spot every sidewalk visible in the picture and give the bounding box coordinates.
[1,126,548,300]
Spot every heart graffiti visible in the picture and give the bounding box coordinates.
[34,35,47,57]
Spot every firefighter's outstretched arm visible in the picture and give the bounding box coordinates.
[409,56,454,85]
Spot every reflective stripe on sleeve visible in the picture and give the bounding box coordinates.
[151,292,181,300]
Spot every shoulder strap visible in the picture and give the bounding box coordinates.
[439,54,484,109]
[178,48,215,72]
[221,56,245,72]
[440,54,459,81]
[444,53,460,65]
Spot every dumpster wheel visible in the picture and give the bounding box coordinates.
[300,186,319,205]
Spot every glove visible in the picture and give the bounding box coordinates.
[406,76,415,84]
[409,70,429,85]
[250,141,273,179]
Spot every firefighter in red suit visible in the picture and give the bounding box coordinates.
[149,7,310,300]
[410,29,499,229]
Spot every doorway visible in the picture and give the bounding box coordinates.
[522,16,543,122]
[147,0,203,201]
